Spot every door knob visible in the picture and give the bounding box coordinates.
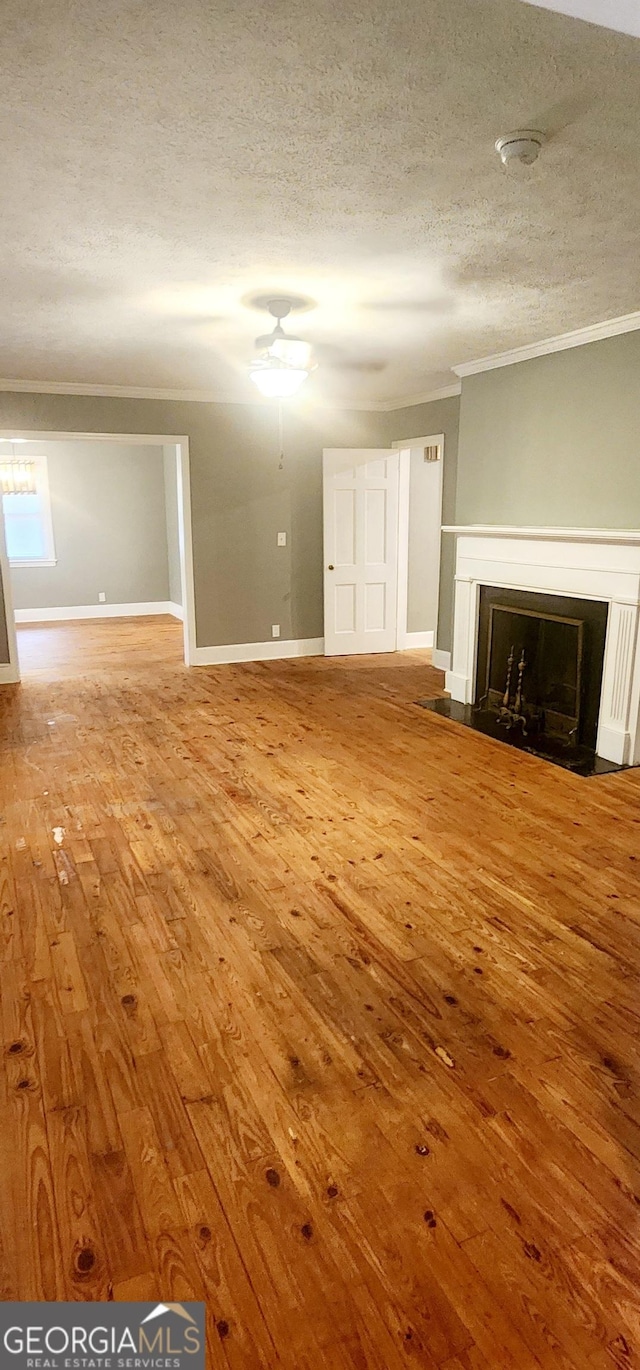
[328,564,334,570]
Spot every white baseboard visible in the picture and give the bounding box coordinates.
[192,636,325,666]
[432,648,451,672]
[399,630,435,650]
[0,662,20,683]
[445,669,473,700]
[596,723,631,767]
[14,601,183,624]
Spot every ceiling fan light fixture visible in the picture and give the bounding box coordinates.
[248,359,310,398]
[268,335,312,369]
[248,296,315,398]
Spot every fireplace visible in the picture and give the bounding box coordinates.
[474,586,608,754]
[421,529,640,773]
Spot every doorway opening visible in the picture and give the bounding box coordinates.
[0,430,195,682]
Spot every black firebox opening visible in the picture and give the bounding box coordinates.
[474,586,608,752]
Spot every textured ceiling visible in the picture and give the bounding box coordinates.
[1,0,640,405]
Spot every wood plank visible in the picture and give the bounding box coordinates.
[46,1105,110,1299]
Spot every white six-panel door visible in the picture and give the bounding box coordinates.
[323,448,399,655]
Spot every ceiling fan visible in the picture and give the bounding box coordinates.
[247,298,390,396]
[248,299,315,398]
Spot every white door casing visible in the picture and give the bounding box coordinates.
[323,448,399,656]
[0,471,19,683]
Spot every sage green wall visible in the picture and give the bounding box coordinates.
[406,455,441,634]
[4,331,637,664]
[9,441,169,611]
[0,393,386,653]
[457,331,640,527]
[0,389,459,664]
[381,395,460,651]
[433,330,640,656]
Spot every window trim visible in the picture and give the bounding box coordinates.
[2,453,57,568]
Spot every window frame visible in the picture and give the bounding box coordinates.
[2,453,57,568]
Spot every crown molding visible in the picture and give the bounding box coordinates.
[453,310,640,378]
[0,378,254,403]
[4,310,640,406]
[0,376,461,412]
[365,382,461,412]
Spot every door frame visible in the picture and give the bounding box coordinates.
[0,478,19,682]
[0,430,197,681]
[321,435,444,656]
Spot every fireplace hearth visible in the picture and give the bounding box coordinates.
[417,694,622,775]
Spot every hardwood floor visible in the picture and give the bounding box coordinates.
[2,616,640,1368]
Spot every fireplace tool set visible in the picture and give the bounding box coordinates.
[498,646,530,735]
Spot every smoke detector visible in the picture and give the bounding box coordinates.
[495,130,545,167]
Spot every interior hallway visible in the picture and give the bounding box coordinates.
[1,618,640,1368]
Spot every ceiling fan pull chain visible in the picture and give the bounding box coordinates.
[278,400,284,470]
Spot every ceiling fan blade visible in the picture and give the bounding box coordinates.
[327,359,388,373]
[312,342,387,373]
[161,314,228,328]
[363,297,453,315]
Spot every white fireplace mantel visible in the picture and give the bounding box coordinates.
[443,525,640,544]
[444,526,640,766]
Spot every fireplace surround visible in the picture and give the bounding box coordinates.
[443,528,640,766]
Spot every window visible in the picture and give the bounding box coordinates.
[1,454,56,566]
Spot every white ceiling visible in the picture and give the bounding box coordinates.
[522,1,640,39]
[1,0,640,406]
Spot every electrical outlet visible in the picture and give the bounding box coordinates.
[277,531,287,547]
[98,592,106,603]
[271,624,280,638]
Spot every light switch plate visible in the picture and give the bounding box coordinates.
[277,532,287,546]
